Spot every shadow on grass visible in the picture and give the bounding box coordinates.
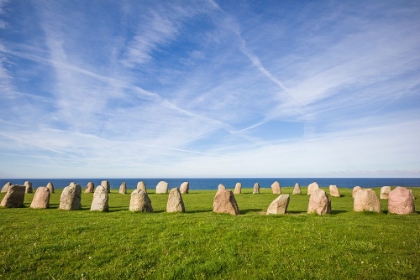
[239,208,264,214]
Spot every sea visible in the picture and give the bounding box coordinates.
[1,178,419,190]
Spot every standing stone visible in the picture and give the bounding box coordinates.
[0,185,25,208]
[1,182,11,193]
[271,181,281,195]
[352,186,362,198]
[308,189,331,215]
[30,187,50,209]
[137,181,147,193]
[353,189,381,213]
[119,182,127,194]
[101,180,110,193]
[46,182,55,193]
[90,186,109,212]
[180,182,189,194]
[24,181,33,193]
[307,182,319,195]
[59,182,82,210]
[293,183,302,195]
[266,194,290,215]
[129,189,153,212]
[85,182,95,193]
[218,184,226,192]
[156,181,168,194]
[380,186,392,200]
[253,183,260,194]
[329,185,340,197]
[166,188,185,213]
[213,189,239,215]
[388,187,415,215]
[234,182,242,194]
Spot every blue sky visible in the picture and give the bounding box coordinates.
[0,0,419,178]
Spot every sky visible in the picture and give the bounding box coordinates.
[0,0,419,179]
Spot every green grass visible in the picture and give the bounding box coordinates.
[1,187,420,279]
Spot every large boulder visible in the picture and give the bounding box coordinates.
[271,181,281,195]
[213,189,239,215]
[1,182,11,193]
[129,189,153,212]
[90,186,109,212]
[180,182,189,194]
[234,182,242,194]
[0,185,25,208]
[352,186,362,198]
[292,183,302,195]
[380,186,392,200]
[101,180,110,193]
[307,182,319,195]
[308,189,331,215]
[266,194,290,215]
[156,181,168,194]
[218,184,226,192]
[30,187,50,209]
[353,189,381,213]
[253,182,260,194]
[119,182,127,194]
[388,187,415,215]
[46,182,55,193]
[85,182,95,193]
[137,181,147,193]
[24,181,33,193]
[166,188,185,213]
[59,182,82,210]
[329,185,340,197]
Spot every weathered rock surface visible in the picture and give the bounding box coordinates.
[24,181,33,193]
[234,182,242,194]
[266,194,290,215]
[101,180,110,193]
[90,185,109,211]
[1,185,25,208]
[156,181,168,194]
[119,182,127,194]
[353,189,381,213]
[388,187,415,215]
[30,187,50,209]
[271,181,281,195]
[293,183,302,195]
[307,182,319,195]
[253,183,260,194]
[308,189,331,215]
[218,184,226,192]
[1,182,11,193]
[85,182,95,193]
[213,189,239,215]
[380,186,392,200]
[352,186,362,198]
[137,181,147,193]
[59,182,82,210]
[129,190,153,212]
[329,185,340,197]
[166,188,185,213]
[180,182,189,194]
[46,182,55,193]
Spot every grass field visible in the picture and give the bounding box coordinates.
[1,187,419,279]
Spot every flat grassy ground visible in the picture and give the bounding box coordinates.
[1,187,419,280]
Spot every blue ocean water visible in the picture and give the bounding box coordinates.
[1,178,419,191]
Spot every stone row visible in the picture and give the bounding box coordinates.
[1,181,415,215]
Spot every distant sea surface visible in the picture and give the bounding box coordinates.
[1,178,419,190]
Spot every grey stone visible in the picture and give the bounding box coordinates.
[308,189,331,215]
[380,186,391,200]
[129,189,153,212]
[180,182,189,194]
[85,182,95,193]
[307,182,319,195]
[266,194,290,215]
[329,185,340,197]
[166,188,185,213]
[1,185,25,208]
[90,186,109,212]
[233,182,242,194]
[156,181,168,194]
[101,180,110,193]
[292,183,302,195]
[59,182,82,210]
[24,181,33,193]
[271,181,281,195]
[388,187,415,214]
[353,189,381,213]
[30,187,50,209]
[213,189,239,215]
[119,182,127,194]
[352,186,362,198]
[137,181,147,193]
[46,182,55,193]
[253,182,260,194]
[1,182,11,193]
